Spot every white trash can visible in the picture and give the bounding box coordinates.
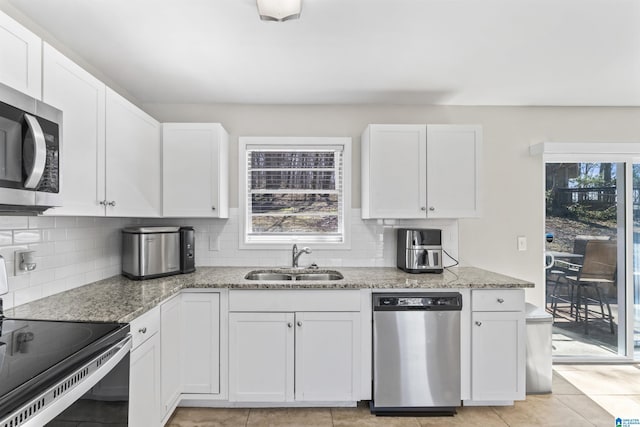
[525,303,553,394]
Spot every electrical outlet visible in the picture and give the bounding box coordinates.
[517,236,527,251]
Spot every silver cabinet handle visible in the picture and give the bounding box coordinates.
[497,298,505,303]
[297,321,302,327]
[287,322,293,328]
[23,114,47,189]
[421,207,426,211]
[138,327,147,334]
[475,321,482,326]
[99,200,107,206]
[108,201,116,207]
[211,206,216,211]
[429,207,435,211]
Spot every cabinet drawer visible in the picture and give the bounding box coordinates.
[471,289,524,312]
[229,290,361,312]
[130,306,160,350]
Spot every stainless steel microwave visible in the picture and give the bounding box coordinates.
[0,82,62,214]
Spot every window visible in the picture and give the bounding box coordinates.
[239,137,351,247]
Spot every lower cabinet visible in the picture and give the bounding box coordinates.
[160,294,182,419]
[469,290,526,403]
[129,333,161,427]
[228,311,360,403]
[129,306,161,427]
[181,292,221,394]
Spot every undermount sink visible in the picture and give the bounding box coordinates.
[244,270,344,281]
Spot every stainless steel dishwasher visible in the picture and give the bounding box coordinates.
[372,292,462,415]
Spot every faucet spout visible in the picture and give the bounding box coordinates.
[292,244,312,268]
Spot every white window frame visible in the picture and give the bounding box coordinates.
[239,136,352,249]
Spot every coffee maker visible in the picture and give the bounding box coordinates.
[396,228,443,273]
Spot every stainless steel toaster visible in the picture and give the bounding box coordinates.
[122,226,182,280]
[396,228,443,273]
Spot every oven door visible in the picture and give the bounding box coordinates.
[0,335,132,427]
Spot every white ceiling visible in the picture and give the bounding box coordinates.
[7,0,640,106]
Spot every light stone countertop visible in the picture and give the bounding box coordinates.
[5,266,533,323]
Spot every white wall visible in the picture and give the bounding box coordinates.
[0,216,129,309]
[144,103,640,306]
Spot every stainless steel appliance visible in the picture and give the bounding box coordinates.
[372,292,462,415]
[122,226,181,280]
[0,258,131,426]
[396,228,443,273]
[179,226,195,273]
[0,82,62,214]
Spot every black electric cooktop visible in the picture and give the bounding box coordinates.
[0,317,128,420]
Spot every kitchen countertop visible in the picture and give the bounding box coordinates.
[5,266,533,323]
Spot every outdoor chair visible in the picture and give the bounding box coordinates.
[554,240,616,335]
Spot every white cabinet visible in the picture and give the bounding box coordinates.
[129,307,161,427]
[361,124,481,219]
[469,289,525,403]
[181,292,221,394]
[228,310,360,403]
[162,123,229,217]
[229,312,294,402]
[42,43,106,216]
[361,124,426,218]
[160,294,182,419]
[105,88,161,217]
[0,10,41,99]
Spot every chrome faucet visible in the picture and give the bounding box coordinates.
[292,244,312,268]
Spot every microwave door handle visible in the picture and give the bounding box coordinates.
[23,113,47,189]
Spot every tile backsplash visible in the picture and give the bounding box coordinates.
[0,209,458,309]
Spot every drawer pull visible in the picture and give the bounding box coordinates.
[475,321,482,326]
[497,298,505,303]
[138,327,147,334]
[297,321,303,327]
[287,322,293,328]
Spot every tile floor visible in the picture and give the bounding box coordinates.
[166,365,639,427]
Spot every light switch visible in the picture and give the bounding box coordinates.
[517,236,527,251]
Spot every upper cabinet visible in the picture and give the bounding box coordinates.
[162,123,229,218]
[361,124,482,219]
[42,45,161,217]
[42,43,106,216]
[105,87,161,217]
[0,10,41,99]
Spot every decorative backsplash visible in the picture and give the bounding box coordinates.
[0,209,458,308]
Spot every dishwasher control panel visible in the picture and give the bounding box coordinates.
[373,292,462,311]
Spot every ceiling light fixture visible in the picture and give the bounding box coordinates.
[257,0,301,21]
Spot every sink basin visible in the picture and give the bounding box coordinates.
[244,270,343,281]
[294,272,343,281]
[244,272,293,281]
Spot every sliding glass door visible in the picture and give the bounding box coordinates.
[545,162,626,359]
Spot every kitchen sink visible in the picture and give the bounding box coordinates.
[244,272,293,281]
[244,270,343,281]
[294,272,343,281]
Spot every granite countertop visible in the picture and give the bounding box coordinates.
[5,266,533,323]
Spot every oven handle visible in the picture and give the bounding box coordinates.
[1,334,132,427]
[23,113,47,189]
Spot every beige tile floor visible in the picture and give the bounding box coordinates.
[166,366,639,427]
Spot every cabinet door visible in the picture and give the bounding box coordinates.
[295,312,360,402]
[160,295,182,417]
[162,123,229,217]
[0,11,41,99]
[471,311,525,401]
[181,293,220,394]
[129,333,160,427]
[228,312,294,402]
[362,124,427,219]
[42,43,106,216]
[426,125,481,218]
[105,87,161,217]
